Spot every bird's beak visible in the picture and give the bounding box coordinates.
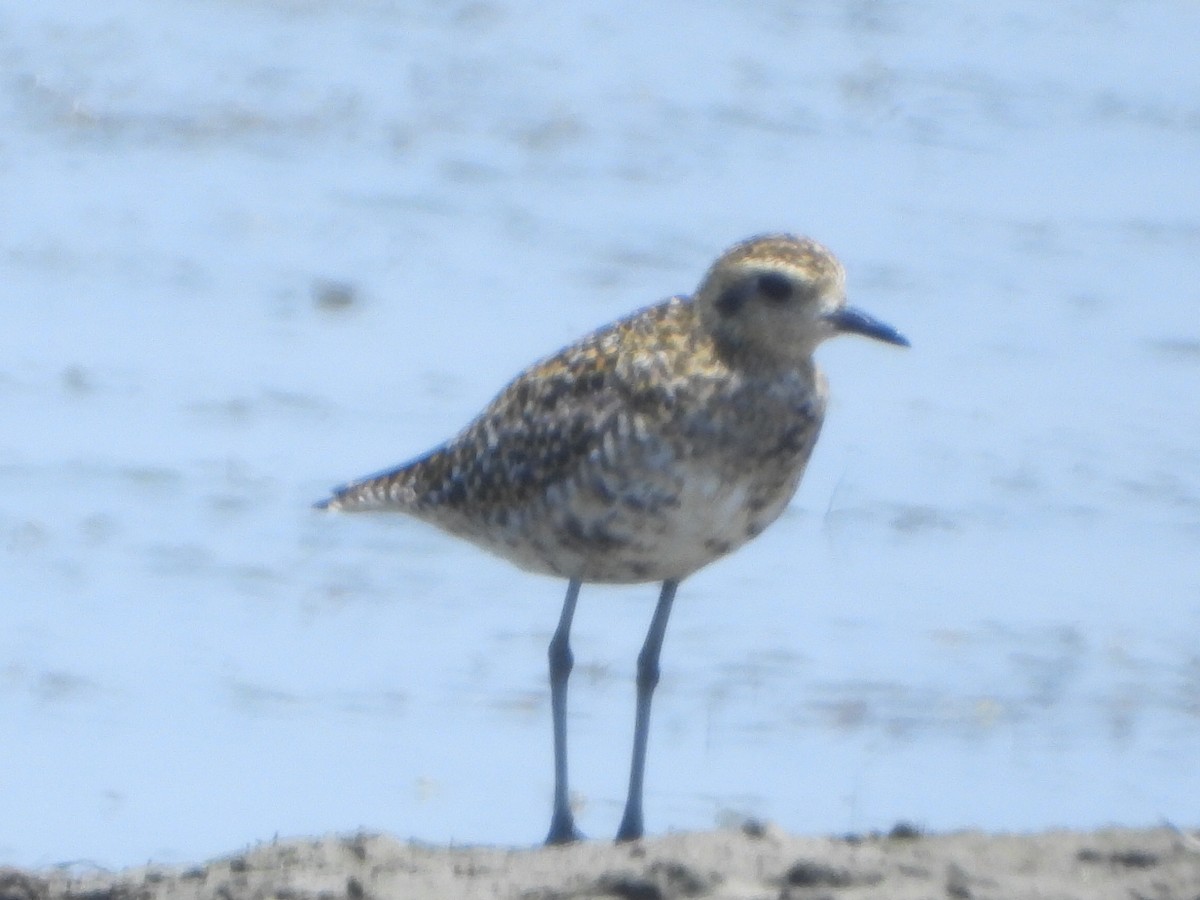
[826,306,910,347]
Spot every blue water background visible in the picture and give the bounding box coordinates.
[1,0,1198,867]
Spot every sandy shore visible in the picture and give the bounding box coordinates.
[3,824,1198,900]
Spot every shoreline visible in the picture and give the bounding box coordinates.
[4,824,1198,900]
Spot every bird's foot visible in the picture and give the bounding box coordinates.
[545,810,584,845]
[614,810,643,843]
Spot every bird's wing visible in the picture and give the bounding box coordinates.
[318,299,698,514]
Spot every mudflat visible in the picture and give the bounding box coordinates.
[5,825,1198,900]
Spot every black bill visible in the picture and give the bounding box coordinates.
[826,306,910,347]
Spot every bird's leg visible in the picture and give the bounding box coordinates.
[544,578,583,845]
[615,579,679,843]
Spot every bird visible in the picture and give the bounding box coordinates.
[315,233,908,844]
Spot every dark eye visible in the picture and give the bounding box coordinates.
[757,272,793,302]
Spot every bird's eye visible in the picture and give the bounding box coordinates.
[757,272,793,302]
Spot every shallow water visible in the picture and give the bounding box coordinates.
[1,0,1198,868]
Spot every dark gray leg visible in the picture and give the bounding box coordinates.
[615,579,679,843]
[545,578,584,845]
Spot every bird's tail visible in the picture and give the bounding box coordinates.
[313,464,417,513]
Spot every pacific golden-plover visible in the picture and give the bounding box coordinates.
[316,233,908,844]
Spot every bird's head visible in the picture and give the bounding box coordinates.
[696,234,908,368]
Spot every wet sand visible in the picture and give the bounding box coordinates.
[5,824,1198,900]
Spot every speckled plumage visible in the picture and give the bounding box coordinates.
[321,296,825,581]
[317,235,903,582]
[316,233,908,843]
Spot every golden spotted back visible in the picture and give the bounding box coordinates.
[319,234,907,583]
